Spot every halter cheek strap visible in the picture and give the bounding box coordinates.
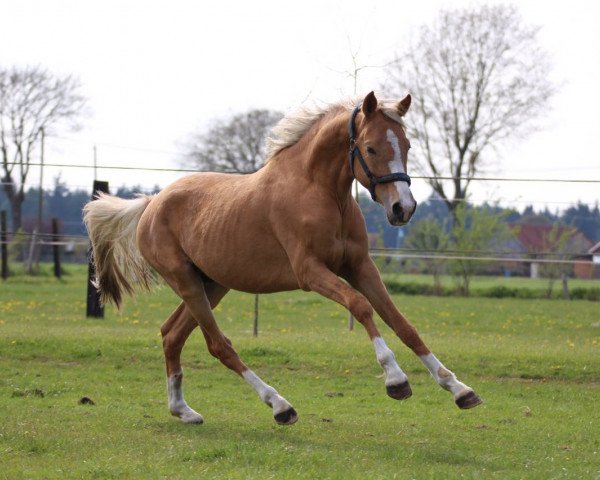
[348,106,411,201]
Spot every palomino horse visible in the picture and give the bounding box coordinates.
[84,91,481,426]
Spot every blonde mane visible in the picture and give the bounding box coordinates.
[265,96,405,161]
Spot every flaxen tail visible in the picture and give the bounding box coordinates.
[83,193,154,308]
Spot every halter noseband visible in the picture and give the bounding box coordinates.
[348,105,411,201]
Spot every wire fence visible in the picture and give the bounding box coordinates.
[4,160,600,184]
[1,159,599,271]
[0,234,595,267]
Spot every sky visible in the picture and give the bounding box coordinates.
[1,0,599,212]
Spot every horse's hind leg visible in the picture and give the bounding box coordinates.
[163,264,297,425]
[161,303,203,423]
[195,320,298,426]
[161,283,229,424]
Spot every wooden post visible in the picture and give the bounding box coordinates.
[86,180,109,318]
[561,273,570,300]
[26,228,37,274]
[1,210,8,280]
[34,128,45,271]
[253,294,259,337]
[52,218,61,279]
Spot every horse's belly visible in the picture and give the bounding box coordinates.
[194,242,299,293]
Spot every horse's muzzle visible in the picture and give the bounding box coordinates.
[388,201,417,226]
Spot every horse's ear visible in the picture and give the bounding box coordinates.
[362,91,378,117]
[396,94,411,117]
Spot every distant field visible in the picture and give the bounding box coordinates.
[0,266,599,479]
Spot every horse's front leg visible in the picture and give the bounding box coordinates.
[348,258,482,409]
[299,260,412,400]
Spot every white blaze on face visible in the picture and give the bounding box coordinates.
[386,129,415,211]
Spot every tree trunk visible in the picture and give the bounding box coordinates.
[11,203,22,233]
[3,184,25,233]
[7,192,25,261]
[561,274,570,300]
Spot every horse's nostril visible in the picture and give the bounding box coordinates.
[392,202,403,219]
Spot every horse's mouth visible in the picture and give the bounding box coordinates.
[388,216,409,227]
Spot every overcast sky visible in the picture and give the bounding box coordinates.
[1,0,599,211]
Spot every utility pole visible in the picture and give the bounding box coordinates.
[348,49,360,331]
[343,44,390,331]
[93,145,98,180]
[28,128,45,274]
[1,210,8,279]
[37,128,45,234]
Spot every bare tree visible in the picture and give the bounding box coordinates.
[0,65,87,232]
[183,109,283,174]
[381,5,555,217]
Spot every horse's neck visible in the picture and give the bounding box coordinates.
[269,112,354,202]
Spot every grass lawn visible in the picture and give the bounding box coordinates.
[0,266,599,479]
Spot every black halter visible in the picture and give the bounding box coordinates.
[348,105,411,201]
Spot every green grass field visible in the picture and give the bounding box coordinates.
[1,267,599,479]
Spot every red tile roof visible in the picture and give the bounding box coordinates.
[511,223,592,252]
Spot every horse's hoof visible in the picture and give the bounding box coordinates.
[386,381,413,400]
[171,407,204,424]
[274,407,298,425]
[455,390,483,409]
[180,412,204,424]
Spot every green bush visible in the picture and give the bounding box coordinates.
[477,285,519,298]
[383,279,599,301]
[385,280,433,296]
[570,287,600,301]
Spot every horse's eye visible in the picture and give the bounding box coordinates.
[366,146,376,155]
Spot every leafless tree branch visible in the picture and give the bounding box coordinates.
[381,5,556,217]
[181,109,283,174]
[0,65,87,231]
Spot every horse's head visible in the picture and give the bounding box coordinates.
[349,91,417,226]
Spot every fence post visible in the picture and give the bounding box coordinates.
[253,294,259,337]
[561,273,570,300]
[26,228,38,274]
[52,218,61,279]
[1,210,7,279]
[86,180,109,318]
